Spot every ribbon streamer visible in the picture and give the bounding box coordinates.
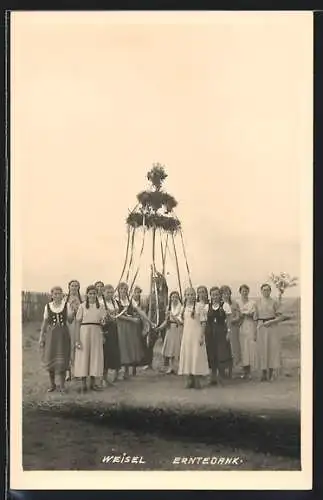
[162,233,169,276]
[129,215,147,295]
[179,229,192,288]
[171,233,183,301]
[125,227,136,283]
[115,225,131,290]
[153,264,160,326]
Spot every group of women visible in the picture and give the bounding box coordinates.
[38,279,288,393]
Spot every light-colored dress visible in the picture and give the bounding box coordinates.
[255,297,281,370]
[66,294,82,365]
[237,298,257,368]
[162,302,183,359]
[178,302,210,376]
[74,302,106,377]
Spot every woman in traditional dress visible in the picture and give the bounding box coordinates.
[178,287,209,389]
[65,279,83,381]
[95,281,107,308]
[102,284,121,384]
[74,285,106,392]
[115,282,145,379]
[236,284,257,379]
[220,285,241,372]
[157,291,183,374]
[205,286,233,385]
[255,284,287,382]
[39,286,74,393]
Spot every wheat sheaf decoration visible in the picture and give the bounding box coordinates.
[126,163,181,234]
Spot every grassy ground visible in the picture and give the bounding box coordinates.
[22,312,301,471]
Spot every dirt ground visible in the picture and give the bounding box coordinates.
[22,319,301,471]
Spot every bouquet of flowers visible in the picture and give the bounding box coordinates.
[269,272,298,297]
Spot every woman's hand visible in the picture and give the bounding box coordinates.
[226,329,231,341]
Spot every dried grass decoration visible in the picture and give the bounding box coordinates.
[126,163,181,234]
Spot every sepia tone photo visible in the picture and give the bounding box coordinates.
[10,10,312,490]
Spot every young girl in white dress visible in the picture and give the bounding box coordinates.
[236,284,257,379]
[74,285,106,393]
[178,287,209,389]
[158,291,183,374]
[65,279,83,382]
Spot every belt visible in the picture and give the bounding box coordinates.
[81,323,101,326]
[170,322,178,326]
[257,317,275,322]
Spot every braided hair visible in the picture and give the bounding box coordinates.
[181,288,196,320]
[168,291,182,312]
[66,280,82,304]
[85,285,100,309]
[220,285,232,305]
[197,285,209,304]
[104,285,117,311]
[133,286,142,308]
[117,282,131,313]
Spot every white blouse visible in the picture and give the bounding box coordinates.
[211,302,231,315]
[43,301,73,320]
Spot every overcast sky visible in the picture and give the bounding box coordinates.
[12,12,311,296]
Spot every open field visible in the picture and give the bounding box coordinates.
[22,304,301,471]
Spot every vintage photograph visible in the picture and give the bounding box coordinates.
[10,10,312,488]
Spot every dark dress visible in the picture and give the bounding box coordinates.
[206,304,232,372]
[102,300,121,371]
[116,300,145,366]
[42,302,71,372]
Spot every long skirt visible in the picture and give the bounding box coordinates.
[41,325,71,373]
[205,324,232,371]
[103,321,121,371]
[162,324,183,359]
[256,322,281,370]
[239,318,257,368]
[74,325,104,377]
[141,328,159,366]
[228,324,241,366]
[178,321,209,376]
[116,317,145,366]
[68,319,77,366]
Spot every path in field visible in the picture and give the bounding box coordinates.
[25,368,300,415]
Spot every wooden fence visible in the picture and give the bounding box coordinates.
[22,291,50,323]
